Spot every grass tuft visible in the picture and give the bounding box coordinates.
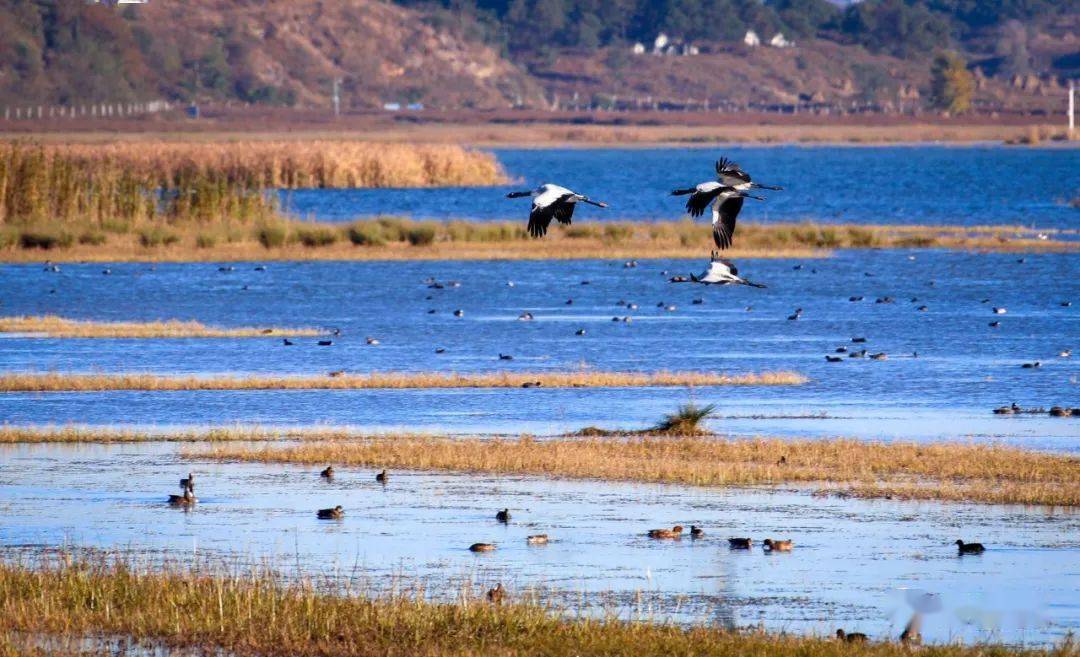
[652,403,717,435]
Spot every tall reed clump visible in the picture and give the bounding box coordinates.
[0,554,1069,657]
[0,144,278,239]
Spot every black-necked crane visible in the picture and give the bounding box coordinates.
[680,252,766,287]
[506,184,608,238]
[671,158,781,250]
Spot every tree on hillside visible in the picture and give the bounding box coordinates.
[930,51,974,113]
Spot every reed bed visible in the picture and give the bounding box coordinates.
[195,435,1080,507]
[0,315,322,339]
[0,555,1068,657]
[2,215,1072,262]
[0,370,806,392]
[52,141,507,188]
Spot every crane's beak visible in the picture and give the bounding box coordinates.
[583,199,608,208]
[752,183,784,191]
[740,194,766,201]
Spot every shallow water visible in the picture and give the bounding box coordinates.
[281,146,1080,229]
[0,442,1076,646]
[1,250,1077,446]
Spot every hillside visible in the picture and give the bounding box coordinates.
[0,0,1072,115]
[0,0,544,110]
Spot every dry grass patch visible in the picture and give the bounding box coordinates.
[0,555,1069,657]
[195,435,1080,507]
[0,315,322,339]
[0,370,806,392]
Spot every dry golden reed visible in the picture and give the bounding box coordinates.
[51,141,507,188]
[196,434,1080,507]
[0,370,806,392]
[0,315,321,338]
[0,555,1070,657]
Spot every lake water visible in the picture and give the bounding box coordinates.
[1,441,1077,647]
[281,146,1080,229]
[1,250,1077,447]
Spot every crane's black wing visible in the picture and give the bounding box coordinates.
[712,195,744,250]
[528,193,575,238]
[686,186,726,217]
[716,158,751,185]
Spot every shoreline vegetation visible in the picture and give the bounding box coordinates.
[0,557,1070,657]
[0,315,323,338]
[192,434,1080,507]
[0,371,807,392]
[0,427,1074,507]
[3,217,1074,263]
[1,141,1075,263]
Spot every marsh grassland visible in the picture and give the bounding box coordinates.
[0,370,807,392]
[0,315,322,338]
[0,556,1071,657]
[188,433,1080,507]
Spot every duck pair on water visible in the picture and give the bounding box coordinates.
[319,466,387,483]
[168,473,196,506]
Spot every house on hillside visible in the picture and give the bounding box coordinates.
[744,30,761,47]
[770,32,794,48]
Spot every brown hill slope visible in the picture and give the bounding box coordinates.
[0,0,544,110]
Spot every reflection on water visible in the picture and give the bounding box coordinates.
[1,251,1077,446]
[280,146,1080,229]
[0,442,1076,646]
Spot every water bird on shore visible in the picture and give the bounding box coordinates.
[826,355,844,363]
[849,296,863,301]
[836,629,868,643]
[787,308,802,320]
[575,329,586,336]
[989,321,1001,328]
[518,311,534,321]
[955,539,985,554]
[1060,350,1071,358]
[993,403,1021,415]
[836,346,848,353]
[690,526,704,538]
[179,473,195,492]
[849,349,867,358]
[328,370,345,377]
[375,470,388,483]
[1049,406,1072,417]
[496,508,511,523]
[763,539,793,552]
[728,537,752,549]
[521,381,542,388]
[1021,361,1041,368]
[870,352,888,360]
[317,506,344,520]
[851,337,867,343]
[1062,301,1072,307]
[317,340,333,346]
[679,253,765,287]
[320,466,334,478]
[506,184,608,238]
[900,613,923,645]
[453,309,464,317]
[469,543,496,552]
[527,534,549,545]
[282,338,294,346]
[993,307,1007,314]
[366,337,380,345]
[647,525,684,539]
[486,583,505,603]
[498,353,513,361]
[435,347,446,353]
[671,159,775,250]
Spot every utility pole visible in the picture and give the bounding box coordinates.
[332,77,341,117]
